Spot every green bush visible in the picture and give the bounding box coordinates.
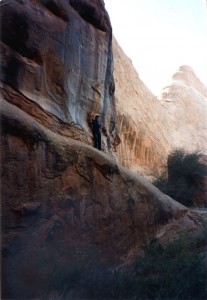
[153,149,207,207]
[131,236,207,300]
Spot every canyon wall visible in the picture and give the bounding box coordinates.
[2,0,206,177]
[1,0,119,152]
[113,38,171,176]
[159,65,207,153]
[1,1,207,298]
[2,98,207,299]
[113,39,207,176]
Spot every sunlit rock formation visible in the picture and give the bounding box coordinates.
[159,65,207,154]
[1,1,207,298]
[113,38,172,176]
[113,39,207,176]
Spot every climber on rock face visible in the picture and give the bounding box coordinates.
[89,113,102,150]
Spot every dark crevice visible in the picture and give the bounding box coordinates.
[70,0,110,32]
[40,0,69,21]
[1,12,42,64]
[1,56,21,90]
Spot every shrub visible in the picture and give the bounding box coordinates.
[21,231,206,300]
[132,235,207,300]
[153,149,207,207]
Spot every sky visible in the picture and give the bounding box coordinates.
[104,0,207,95]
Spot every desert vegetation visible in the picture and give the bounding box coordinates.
[5,225,206,300]
[153,149,207,207]
[37,229,207,300]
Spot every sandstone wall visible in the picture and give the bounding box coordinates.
[113,38,171,176]
[113,40,207,176]
[0,0,119,152]
[1,1,207,298]
[159,65,207,154]
[2,98,206,298]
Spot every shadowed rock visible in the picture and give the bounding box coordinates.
[1,98,207,299]
[1,1,207,298]
[0,0,118,152]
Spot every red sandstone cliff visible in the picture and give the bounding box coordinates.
[1,1,207,298]
[113,38,171,176]
[2,98,206,298]
[1,0,119,152]
[113,39,207,177]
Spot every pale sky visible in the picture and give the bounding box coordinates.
[104,0,207,95]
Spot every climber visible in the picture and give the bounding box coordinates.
[89,113,102,150]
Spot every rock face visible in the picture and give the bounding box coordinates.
[159,65,207,154]
[113,40,207,176]
[1,1,207,298]
[113,38,172,176]
[0,0,119,152]
[2,99,207,298]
